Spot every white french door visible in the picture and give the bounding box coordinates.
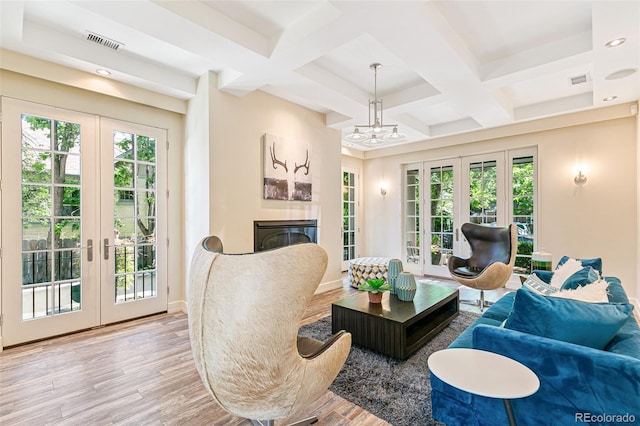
[424,160,462,276]
[1,99,167,347]
[99,119,167,324]
[459,153,506,258]
[406,150,533,280]
[2,99,100,345]
[403,163,423,275]
[341,168,358,271]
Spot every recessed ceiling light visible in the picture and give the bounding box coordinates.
[605,68,637,80]
[96,69,111,76]
[603,96,617,102]
[605,38,626,48]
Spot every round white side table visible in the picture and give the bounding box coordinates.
[428,348,540,426]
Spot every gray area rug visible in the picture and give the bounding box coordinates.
[298,310,479,426]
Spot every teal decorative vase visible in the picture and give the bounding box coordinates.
[387,259,403,295]
[396,272,417,302]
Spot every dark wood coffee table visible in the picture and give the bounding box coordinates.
[332,283,459,359]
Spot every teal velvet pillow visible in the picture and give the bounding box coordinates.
[560,266,600,290]
[557,256,603,275]
[504,288,633,350]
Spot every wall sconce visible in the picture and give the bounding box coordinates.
[574,171,587,185]
[379,181,388,196]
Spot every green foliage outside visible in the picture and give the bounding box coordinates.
[426,158,535,270]
[22,116,81,243]
[21,118,157,294]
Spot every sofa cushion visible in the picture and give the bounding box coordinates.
[605,277,629,303]
[605,317,640,360]
[480,292,514,322]
[449,316,504,349]
[504,288,633,350]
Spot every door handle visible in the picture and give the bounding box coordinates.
[455,228,459,241]
[87,239,93,262]
[104,238,110,260]
[79,239,93,261]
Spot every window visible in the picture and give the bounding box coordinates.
[404,166,421,268]
[511,154,535,274]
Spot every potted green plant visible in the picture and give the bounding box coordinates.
[431,244,442,266]
[358,278,392,304]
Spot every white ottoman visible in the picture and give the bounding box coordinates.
[348,257,391,289]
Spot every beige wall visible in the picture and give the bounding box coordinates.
[0,69,186,312]
[185,74,344,290]
[348,107,638,297]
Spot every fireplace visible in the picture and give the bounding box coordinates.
[254,220,317,252]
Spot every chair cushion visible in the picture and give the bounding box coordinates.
[504,288,633,350]
[452,266,483,277]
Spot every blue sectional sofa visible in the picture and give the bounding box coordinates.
[430,274,640,425]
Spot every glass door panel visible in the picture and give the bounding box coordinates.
[461,153,506,258]
[425,160,460,276]
[113,131,157,303]
[100,119,167,324]
[511,153,536,275]
[342,170,357,271]
[2,99,99,346]
[404,165,422,275]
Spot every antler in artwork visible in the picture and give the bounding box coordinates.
[294,149,310,175]
[270,142,288,172]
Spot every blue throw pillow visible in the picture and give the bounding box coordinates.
[560,266,600,290]
[504,288,633,350]
[557,256,603,275]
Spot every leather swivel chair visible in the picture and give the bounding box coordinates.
[448,223,517,311]
[188,237,352,426]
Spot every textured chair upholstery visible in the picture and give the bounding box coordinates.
[448,223,517,310]
[188,238,351,425]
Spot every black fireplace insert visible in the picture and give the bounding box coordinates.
[254,220,317,252]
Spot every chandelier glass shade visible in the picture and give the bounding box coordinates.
[344,63,406,146]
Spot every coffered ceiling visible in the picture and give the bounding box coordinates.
[1,1,638,150]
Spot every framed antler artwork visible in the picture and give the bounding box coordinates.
[262,133,312,201]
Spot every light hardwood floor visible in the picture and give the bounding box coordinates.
[0,278,509,426]
[0,285,389,426]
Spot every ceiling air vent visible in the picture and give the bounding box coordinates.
[85,31,123,51]
[568,73,590,86]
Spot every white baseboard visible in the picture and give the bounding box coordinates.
[316,278,343,294]
[168,300,187,314]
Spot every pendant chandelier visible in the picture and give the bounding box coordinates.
[344,63,406,146]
